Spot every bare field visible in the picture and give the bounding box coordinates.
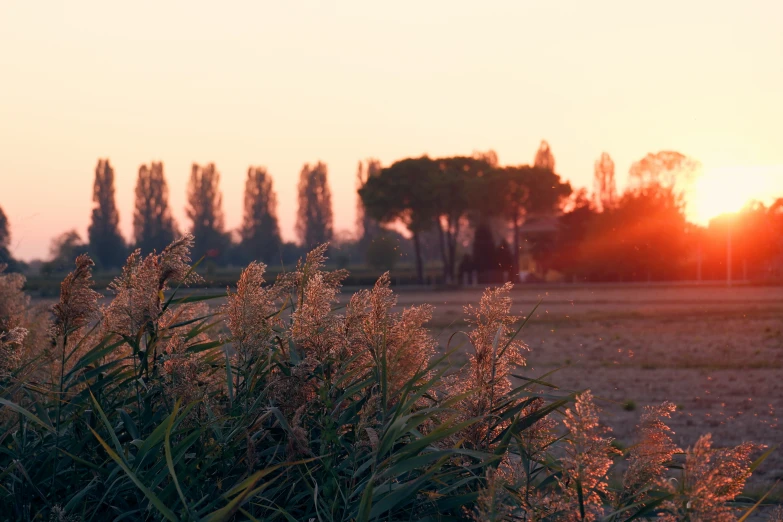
[381,284,783,491]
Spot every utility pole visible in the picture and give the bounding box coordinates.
[727,219,732,287]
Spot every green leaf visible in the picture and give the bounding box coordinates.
[203,465,286,522]
[224,350,234,407]
[165,401,197,518]
[0,398,54,432]
[88,391,125,459]
[63,477,99,511]
[185,340,224,354]
[87,425,178,522]
[368,456,448,518]
[356,475,375,522]
[749,444,778,473]
[118,409,140,440]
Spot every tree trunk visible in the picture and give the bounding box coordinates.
[512,212,521,276]
[413,231,424,285]
[447,217,460,281]
[436,218,448,279]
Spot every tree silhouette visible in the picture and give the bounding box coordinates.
[356,159,382,243]
[546,191,596,280]
[134,162,178,254]
[606,186,687,281]
[533,140,556,172]
[471,221,496,276]
[88,159,126,268]
[0,204,18,271]
[593,152,617,212]
[359,156,438,284]
[432,156,492,280]
[473,149,499,168]
[547,183,689,282]
[628,151,700,195]
[296,162,333,249]
[240,166,281,263]
[45,230,89,273]
[186,163,228,261]
[0,205,9,252]
[493,166,572,273]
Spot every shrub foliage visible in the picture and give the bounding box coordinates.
[0,238,775,521]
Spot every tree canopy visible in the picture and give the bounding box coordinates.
[134,162,178,254]
[296,162,334,250]
[628,150,700,196]
[533,140,556,172]
[241,166,281,264]
[356,159,382,245]
[186,163,228,262]
[13,146,783,285]
[359,156,439,284]
[0,204,19,271]
[88,159,126,269]
[593,152,617,212]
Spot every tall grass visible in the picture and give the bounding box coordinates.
[0,239,777,521]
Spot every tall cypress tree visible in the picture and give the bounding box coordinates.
[593,152,617,212]
[134,162,178,254]
[0,204,19,271]
[186,163,228,261]
[356,159,382,244]
[533,140,556,172]
[88,159,126,268]
[295,162,333,249]
[240,166,281,263]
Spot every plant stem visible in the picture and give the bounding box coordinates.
[52,328,69,492]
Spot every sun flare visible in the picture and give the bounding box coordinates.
[688,166,781,225]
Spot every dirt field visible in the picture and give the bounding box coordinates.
[381,284,783,496]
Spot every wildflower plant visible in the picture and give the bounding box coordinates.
[0,240,777,520]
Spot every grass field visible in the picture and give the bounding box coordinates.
[375,284,783,496]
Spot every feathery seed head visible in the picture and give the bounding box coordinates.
[560,390,618,520]
[52,254,101,338]
[105,236,200,336]
[622,402,680,503]
[223,261,282,365]
[0,264,28,334]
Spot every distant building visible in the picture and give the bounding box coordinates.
[518,215,560,276]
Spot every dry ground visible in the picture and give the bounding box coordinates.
[377,284,783,496]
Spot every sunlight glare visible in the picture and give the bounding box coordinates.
[689,166,780,225]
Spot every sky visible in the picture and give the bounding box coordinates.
[1,1,782,261]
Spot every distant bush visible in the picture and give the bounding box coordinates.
[365,234,400,271]
[0,238,774,520]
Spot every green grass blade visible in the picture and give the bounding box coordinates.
[737,481,780,522]
[0,398,54,432]
[87,425,178,521]
[165,400,196,518]
[88,391,125,459]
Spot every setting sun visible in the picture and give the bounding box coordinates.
[688,166,782,225]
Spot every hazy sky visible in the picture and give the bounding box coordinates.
[2,1,782,260]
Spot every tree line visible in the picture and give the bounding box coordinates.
[1,160,336,273]
[358,144,783,284]
[2,141,782,283]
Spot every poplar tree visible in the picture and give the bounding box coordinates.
[88,159,126,268]
[295,162,333,249]
[186,163,228,261]
[240,166,281,263]
[133,161,178,254]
